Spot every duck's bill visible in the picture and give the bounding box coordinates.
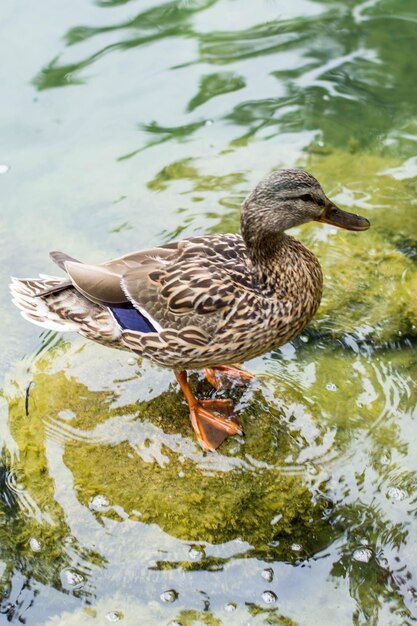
[317,203,370,231]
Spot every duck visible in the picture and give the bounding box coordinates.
[10,169,370,451]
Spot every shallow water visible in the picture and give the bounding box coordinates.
[1,0,417,624]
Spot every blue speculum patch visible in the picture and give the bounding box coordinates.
[109,303,156,333]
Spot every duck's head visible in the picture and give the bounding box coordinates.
[241,169,370,258]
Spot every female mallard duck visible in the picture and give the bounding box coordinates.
[11,169,369,451]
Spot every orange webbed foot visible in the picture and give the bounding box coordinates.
[190,399,242,451]
[175,371,243,451]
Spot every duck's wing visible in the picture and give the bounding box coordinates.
[51,235,251,336]
[51,243,180,306]
[121,235,251,323]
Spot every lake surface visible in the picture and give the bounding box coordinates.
[1,0,417,624]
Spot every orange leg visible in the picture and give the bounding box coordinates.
[203,364,254,390]
[175,371,243,451]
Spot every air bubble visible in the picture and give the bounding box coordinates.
[387,487,406,501]
[160,590,178,603]
[106,611,123,622]
[291,543,301,552]
[189,546,205,561]
[262,590,277,604]
[61,568,85,588]
[353,548,372,563]
[261,568,274,582]
[90,495,109,511]
[29,537,41,552]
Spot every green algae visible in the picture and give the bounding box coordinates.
[304,149,417,343]
[3,335,416,624]
[147,158,246,194]
[4,336,416,555]
[0,444,104,605]
[187,72,246,113]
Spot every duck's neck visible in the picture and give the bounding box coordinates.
[245,230,288,269]
[240,201,288,269]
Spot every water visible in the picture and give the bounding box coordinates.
[1,0,417,624]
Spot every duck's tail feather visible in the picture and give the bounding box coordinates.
[10,277,121,344]
[10,277,78,332]
[50,250,81,270]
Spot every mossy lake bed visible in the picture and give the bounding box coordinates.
[1,0,417,624]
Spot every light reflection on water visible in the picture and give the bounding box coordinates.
[1,0,417,624]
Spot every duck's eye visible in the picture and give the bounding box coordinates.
[300,194,325,206]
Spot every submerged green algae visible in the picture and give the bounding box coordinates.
[2,326,417,624]
[306,150,417,341]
